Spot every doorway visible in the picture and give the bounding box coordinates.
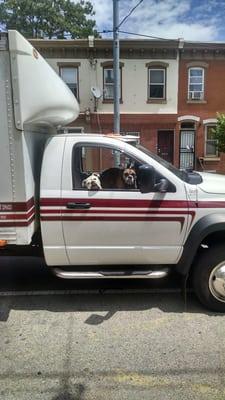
[179,122,195,170]
[157,130,174,163]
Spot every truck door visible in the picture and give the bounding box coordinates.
[61,137,189,266]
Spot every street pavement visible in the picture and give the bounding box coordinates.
[0,257,225,399]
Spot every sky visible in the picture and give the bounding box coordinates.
[88,0,225,42]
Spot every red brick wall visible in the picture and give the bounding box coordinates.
[178,59,225,173]
[179,60,225,115]
[90,113,177,159]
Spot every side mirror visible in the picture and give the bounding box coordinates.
[137,164,155,193]
[154,178,169,193]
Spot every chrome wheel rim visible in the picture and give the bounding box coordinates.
[209,262,225,303]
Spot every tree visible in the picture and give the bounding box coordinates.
[213,113,225,153]
[0,0,100,39]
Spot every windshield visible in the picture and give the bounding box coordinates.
[137,144,187,181]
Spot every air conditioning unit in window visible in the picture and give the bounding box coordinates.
[189,91,203,100]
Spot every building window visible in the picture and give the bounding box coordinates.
[148,68,166,99]
[103,67,122,101]
[205,125,218,157]
[188,67,204,100]
[59,66,79,99]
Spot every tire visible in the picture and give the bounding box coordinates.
[193,244,225,312]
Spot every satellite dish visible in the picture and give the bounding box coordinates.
[91,86,101,99]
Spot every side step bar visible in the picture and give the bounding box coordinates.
[52,268,169,279]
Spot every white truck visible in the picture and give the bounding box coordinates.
[1,31,225,312]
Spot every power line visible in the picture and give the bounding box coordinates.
[98,30,225,46]
[98,29,179,42]
[118,30,179,41]
[117,0,144,29]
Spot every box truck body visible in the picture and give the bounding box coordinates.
[0,30,79,245]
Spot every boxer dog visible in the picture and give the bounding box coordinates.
[82,173,102,190]
[101,167,137,189]
[122,167,137,189]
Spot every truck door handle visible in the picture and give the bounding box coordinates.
[66,202,91,209]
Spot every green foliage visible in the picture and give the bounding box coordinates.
[213,113,225,153]
[0,0,100,39]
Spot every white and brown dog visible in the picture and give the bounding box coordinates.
[82,173,102,190]
[122,167,137,189]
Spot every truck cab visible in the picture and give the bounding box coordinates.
[40,134,196,268]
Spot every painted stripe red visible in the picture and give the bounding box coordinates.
[40,197,225,209]
[0,215,35,227]
[0,207,35,221]
[197,201,225,208]
[0,197,35,212]
[40,208,195,217]
[41,215,184,222]
[40,198,193,209]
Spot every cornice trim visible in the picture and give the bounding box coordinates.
[57,62,81,67]
[186,61,209,68]
[145,61,169,68]
[100,61,124,67]
[178,115,200,122]
[203,118,217,125]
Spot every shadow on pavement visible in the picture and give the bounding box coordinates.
[0,256,223,323]
[0,290,223,323]
[0,256,181,291]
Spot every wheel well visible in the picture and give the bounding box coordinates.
[201,230,225,247]
[188,230,225,281]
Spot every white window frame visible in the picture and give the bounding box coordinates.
[59,66,79,99]
[148,68,166,100]
[188,67,204,100]
[103,67,122,101]
[205,125,218,157]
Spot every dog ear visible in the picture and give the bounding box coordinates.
[82,179,87,188]
[127,162,134,169]
[93,173,100,178]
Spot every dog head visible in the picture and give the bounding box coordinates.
[122,168,137,188]
[82,173,102,190]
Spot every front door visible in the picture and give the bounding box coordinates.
[61,137,189,266]
[157,130,174,163]
[179,130,195,170]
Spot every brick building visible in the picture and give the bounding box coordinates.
[178,41,225,173]
[30,37,225,173]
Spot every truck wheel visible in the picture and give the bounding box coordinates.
[193,244,225,312]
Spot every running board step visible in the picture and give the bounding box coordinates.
[52,268,169,279]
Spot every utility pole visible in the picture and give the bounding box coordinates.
[113,0,120,134]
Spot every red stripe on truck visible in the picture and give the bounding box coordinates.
[40,198,193,208]
[0,197,34,212]
[0,199,35,227]
[0,215,35,227]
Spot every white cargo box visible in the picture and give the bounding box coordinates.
[0,31,79,245]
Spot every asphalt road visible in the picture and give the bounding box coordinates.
[0,257,225,400]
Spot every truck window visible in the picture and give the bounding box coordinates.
[72,144,140,190]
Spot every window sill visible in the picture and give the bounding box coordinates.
[187,100,207,104]
[202,157,220,162]
[147,99,167,104]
